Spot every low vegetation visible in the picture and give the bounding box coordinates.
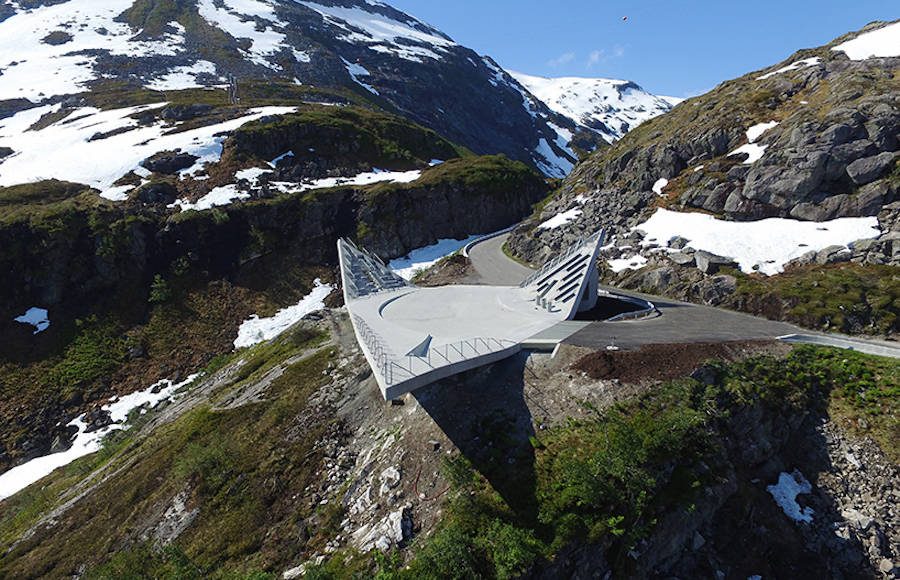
[726,263,900,335]
[306,346,897,579]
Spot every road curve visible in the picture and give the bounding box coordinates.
[466,233,534,286]
[465,232,900,357]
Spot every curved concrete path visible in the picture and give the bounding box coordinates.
[466,233,534,286]
[467,233,900,358]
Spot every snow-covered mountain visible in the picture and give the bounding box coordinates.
[511,72,681,143]
[0,0,585,177]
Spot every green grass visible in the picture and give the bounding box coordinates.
[230,105,466,169]
[0,329,337,579]
[311,345,899,579]
[727,263,900,335]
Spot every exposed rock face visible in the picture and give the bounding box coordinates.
[508,20,900,263]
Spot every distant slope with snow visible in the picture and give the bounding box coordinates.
[511,72,677,143]
[0,0,582,178]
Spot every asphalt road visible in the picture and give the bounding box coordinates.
[466,233,534,286]
[466,233,805,350]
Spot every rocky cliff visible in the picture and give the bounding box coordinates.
[508,20,900,265]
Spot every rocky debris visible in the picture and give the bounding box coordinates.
[82,408,112,433]
[506,24,900,264]
[161,104,214,122]
[694,250,738,275]
[379,466,401,496]
[351,505,413,552]
[150,492,199,545]
[133,180,178,205]
[140,151,199,175]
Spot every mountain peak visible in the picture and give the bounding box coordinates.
[510,71,677,143]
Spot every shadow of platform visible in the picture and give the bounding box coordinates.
[413,351,540,522]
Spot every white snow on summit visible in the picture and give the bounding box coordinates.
[298,1,455,62]
[511,72,676,143]
[833,21,900,60]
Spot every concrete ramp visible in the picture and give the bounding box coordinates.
[338,232,605,400]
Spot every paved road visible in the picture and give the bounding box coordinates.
[466,233,534,286]
[568,289,803,349]
[465,233,806,350]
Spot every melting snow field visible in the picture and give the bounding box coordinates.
[629,208,880,276]
[299,1,455,62]
[233,279,334,349]
[14,307,50,334]
[767,470,815,523]
[388,235,481,280]
[0,104,296,193]
[833,21,900,61]
[0,374,198,500]
[539,207,582,229]
[756,57,821,81]
[0,0,184,100]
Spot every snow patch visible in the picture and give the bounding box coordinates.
[652,178,669,195]
[342,58,379,95]
[746,121,779,143]
[608,254,647,273]
[833,21,900,60]
[729,143,768,165]
[197,0,287,69]
[299,1,454,62]
[632,208,880,275]
[0,104,296,190]
[388,235,481,280]
[0,374,199,500]
[767,470,814,523]
[14,307,50,334]
[234,279,333,348]
[533,137,574,178]
[756,57,821,80]
[145,60,218,91]
[170,184,250,212]
[539,207,582,229]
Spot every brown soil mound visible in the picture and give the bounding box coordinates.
[572,339,791,383]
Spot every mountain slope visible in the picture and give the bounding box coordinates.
[0,0,588,176]
[507,20,900,335]
[511,71,679,143]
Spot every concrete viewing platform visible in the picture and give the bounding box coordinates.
[339,233,606,399]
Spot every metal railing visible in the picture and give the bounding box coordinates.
[350,314,516,386]
[519,230,604,288]
[339,238,413,301]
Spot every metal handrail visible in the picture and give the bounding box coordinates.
[350,313,517,386]
[519,230,603,288]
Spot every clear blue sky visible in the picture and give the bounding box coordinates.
[388,1,898,98]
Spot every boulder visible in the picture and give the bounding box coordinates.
[669,252,696,267]
[141,151,199,175]
[0,146,12,160]
[134,181,178,205]
[846,152,896,186]
[815,245,852,265]
[694,250,738,274]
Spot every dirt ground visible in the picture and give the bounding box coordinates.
[572,339,793,384]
